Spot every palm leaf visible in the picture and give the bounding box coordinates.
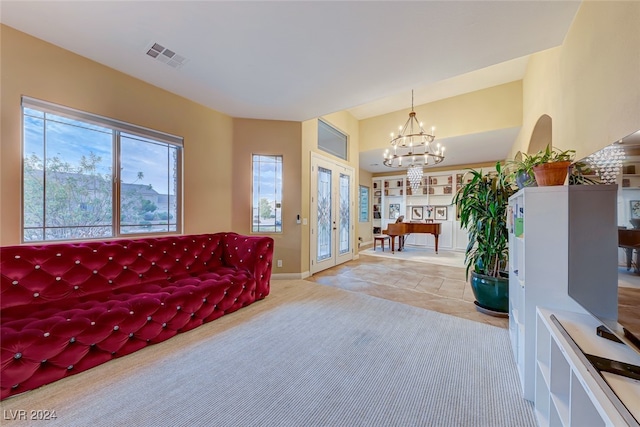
[453,162,517,278]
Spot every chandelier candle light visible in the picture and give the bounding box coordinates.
[383,91,444,191]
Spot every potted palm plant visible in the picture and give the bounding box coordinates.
[453,162,516,315]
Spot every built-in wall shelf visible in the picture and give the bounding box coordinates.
[371,168,494,251]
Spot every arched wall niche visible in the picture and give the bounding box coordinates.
[528,114,552,154]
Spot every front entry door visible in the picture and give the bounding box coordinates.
[310,154,354,274]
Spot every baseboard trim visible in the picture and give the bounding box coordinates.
[272,271,311,280]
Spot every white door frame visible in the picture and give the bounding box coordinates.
[310,153,355,274]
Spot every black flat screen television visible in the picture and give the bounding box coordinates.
[569,283,640,358]
[568,236,640,360]
[568,130,640,360]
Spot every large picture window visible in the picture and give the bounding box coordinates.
[252,154,282,233]
[22,97,182,242]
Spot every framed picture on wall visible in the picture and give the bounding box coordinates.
[411,206,423,220]
[631,200,640,219]
[434,206,447,220]
[389,204,400,219]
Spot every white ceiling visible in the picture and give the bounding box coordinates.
[1,1,582,170]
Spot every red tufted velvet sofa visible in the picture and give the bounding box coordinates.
[0,232,273,399]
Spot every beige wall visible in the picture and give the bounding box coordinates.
[4,1,639,275]
[358,168,374,245]
[231,119,302,274]
[360,81,523,153]
[511,2,640,161]
[1,25,234,245]
[300,119,315,274]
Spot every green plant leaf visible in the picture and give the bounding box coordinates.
[454,162,517,279]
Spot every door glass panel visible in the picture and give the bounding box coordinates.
[339,173,350,255]
[317,166,332,261]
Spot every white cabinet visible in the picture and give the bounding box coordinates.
[381,176,406,232]
[508,186,618,401]
[372,179,382,234]
[536,308,640,427]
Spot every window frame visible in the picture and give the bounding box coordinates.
[318,119,349,161]
[21,96,183,243]
[251,154,283,234]
[359,185,369,222]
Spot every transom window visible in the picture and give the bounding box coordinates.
[318,119,348,160]
[22,97,182,242]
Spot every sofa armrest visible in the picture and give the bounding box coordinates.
[221,233,274,299]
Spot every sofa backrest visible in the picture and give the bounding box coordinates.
[0,234,228,310]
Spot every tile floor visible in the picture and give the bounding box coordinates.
[307,250,640,334]
[305,249,509,329]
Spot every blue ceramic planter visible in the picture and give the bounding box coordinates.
[470,271,509,314]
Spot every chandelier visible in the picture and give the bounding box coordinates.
[383,91,444,191]
[586,143,625,184]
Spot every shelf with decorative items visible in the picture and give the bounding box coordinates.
[408,170,465,250]
[383,177,405,197]
[425,174,455,196]
[372,169,476,252]
[621,163,640,189]
[621,166,640,189]
[372,179,383,234]
[374,175,406,232]
[455,172,473,192]
[403,172,457,204]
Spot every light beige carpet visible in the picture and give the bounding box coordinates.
[0,280,535,427]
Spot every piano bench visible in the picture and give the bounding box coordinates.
[374,235,391,251]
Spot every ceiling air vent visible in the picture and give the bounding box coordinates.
[145,43,188,69]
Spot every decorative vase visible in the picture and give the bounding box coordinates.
[532,161,571,186]
[470,271,509,315]
[515,171,537,189]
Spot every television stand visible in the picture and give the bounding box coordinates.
[536,308,640,427]
[597,324,624,343]
[585,353,640,381]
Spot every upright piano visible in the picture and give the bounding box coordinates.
[385,222,442,253]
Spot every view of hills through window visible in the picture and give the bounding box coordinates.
[22,105,180,242]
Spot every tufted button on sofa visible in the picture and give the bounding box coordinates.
[0,232,274,400]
